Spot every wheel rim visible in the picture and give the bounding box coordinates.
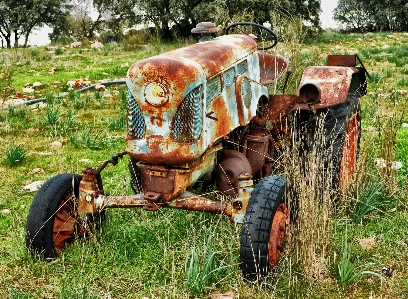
[53,196,78,252]
[339,113,359,189]
[268,203,289,266]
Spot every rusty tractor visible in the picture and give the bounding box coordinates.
[26,22,368,279]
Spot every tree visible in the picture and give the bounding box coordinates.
[334,0,408,32]
[49,0,140,42]
[0,0,70,48]
[134,0,321,39]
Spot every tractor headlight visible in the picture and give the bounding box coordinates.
[143,82,169,106]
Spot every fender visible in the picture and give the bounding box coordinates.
[297,55,367,108]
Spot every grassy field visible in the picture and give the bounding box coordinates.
[1,31,408,298]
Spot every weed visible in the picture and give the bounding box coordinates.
[83,95,92,110]
[368,72,381,85]
[30,48,39,58]
[335,234,383,287]
[54,47,63,55]
[352,180,391,224]
[185,233,227,295]
[5,143,27,166]
[119,88,128,112]
[0,59,16,100]
[69,127,103,149]
[57,108,78,135]
[73,94,84,110]
[44,105,60,126]
[108,114,127,131]
[95,91,104,108]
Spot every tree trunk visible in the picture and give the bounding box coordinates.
[24,27,34,47]
[14,30,18,48]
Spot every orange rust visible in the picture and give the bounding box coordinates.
[216,150,252,195]
[298,66,358,107]
[268,203,289,266]
[327,55,356,67]
[170,194,229,214]
[258,53,290,85]
[53,196,77,252]
[235,76,246,125]
[339,113,359,189]
[211,95,234,139]
[150,115,163,127]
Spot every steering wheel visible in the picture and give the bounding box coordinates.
[225,22,278,50]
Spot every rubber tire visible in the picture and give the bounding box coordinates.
[26,174,89,259]
[303,94,361,189]
[240,176,287,279]
[128,158,142,194]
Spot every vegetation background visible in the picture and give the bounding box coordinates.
[1,1,408,298]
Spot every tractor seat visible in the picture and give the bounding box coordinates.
[259,53,290,85]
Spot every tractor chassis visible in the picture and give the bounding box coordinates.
[78,151,253,224]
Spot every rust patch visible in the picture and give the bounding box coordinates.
[327,55,356,67]
[298,66,358,107]
[216,150,252,195]
[258,53,290,85]
[268,203,289,266]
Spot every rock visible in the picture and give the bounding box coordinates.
[75,79,84,88]
[211,291,235,299]
[91,41,104,49]
[67,80,76,87]
[22,87,35,93]
[37,152,53,156]
[94,84,106,91]
[1,209,11,215]
[402,123,408,128]
[79,159,93,163]
[70,41,82,48]
[19,181,44,192]
[359,238,376,250]
[29,168,45,174]
[51,140,62,147]
[32,82,42,88]
[374,158,402,170]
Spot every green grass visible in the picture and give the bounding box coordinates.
[1,32,408,298]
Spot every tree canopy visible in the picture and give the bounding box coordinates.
[334,0,408,32]
[0,0,70,48]
[1,0,322,47]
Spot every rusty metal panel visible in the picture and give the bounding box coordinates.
[126,34,268,166]
[327,55,356,67]
[259,53,290,85]
[298,66,358,107]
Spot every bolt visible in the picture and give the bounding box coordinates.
[85,194,92,203]
[232,200,242,210]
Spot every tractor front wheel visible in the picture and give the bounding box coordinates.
[26,174,103,259]
[240,176,289,279]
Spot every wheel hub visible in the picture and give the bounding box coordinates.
[53,196,78,251]
[268,203,289,266]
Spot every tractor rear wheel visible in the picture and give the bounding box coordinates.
[240,176,289,279]
[26,174,103,259]
[304,95,361,189]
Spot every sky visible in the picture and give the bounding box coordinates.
[25,0,339,46]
